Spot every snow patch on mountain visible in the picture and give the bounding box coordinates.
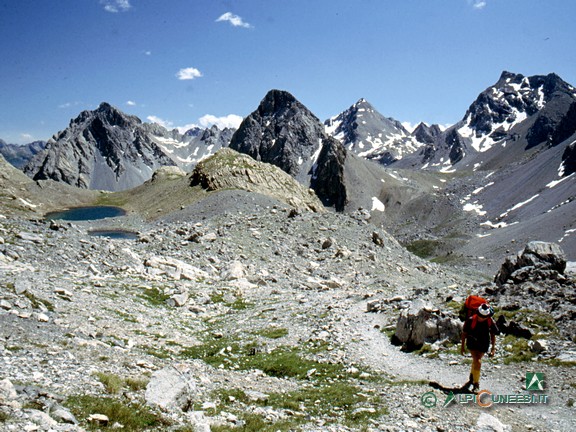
[371,197,385,212]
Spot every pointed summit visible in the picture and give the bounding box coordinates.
[325,99,421,164]
[25,103,177,191]
[229,89,326,182]
[229,89,349,210]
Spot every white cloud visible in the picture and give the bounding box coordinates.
[147,115,174,129]
[216,12,252,28]
[470,0,487,9]
[199,114,243,129]
[58,101,82,109]
[148,114,243,133]
[101,0,131,13]
[20,133,34,141]
[126,100,136,106]
[176,67,203,80]
[401,122,417,133]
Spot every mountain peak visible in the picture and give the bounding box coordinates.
[97,102,115,112]
[258,89,307,118]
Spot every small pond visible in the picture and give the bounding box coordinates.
[45,206,126,221]
[88,229,139,240]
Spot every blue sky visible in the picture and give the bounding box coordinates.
[1,0,575,144]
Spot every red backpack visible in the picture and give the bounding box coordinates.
[459,295,493,329]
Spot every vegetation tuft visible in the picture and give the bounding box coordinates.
[138,287,170,306]
[66,395,170,431]
[95,372,149,395]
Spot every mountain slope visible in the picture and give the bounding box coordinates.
[399,71,576,172]
[0,139,46,169]
[23,103,237,191]
[152,124,235,172]
[229,89,350,209]
[325,98,422,164]
[24,103,179,191]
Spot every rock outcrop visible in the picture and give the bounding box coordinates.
[494,241,567,286]
[391,299,462,352]
[190,148,324,212]
[492,241,575,340]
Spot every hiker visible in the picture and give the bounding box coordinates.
[460,303,499,392]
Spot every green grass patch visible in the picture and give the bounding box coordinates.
[0,411,10,423]
[23,291,55,312]
[142,345,172,359]
[210,415,297,432]
[501,335,536,364]
[496,309,558,334]
[66,395,169,431]
[95,372,149,395]
[138,287,170,307]
[405,239,441,258]
[255,327,289,339]
[180,337,352,381]
[267,382,386,425]
[209,383,385,430]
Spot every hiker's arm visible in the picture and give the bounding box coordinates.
[460,332,466,355]
[489,333,496,357]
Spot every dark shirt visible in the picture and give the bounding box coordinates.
[463,316,500,353]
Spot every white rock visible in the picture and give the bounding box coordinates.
[88,414,109,426]
[476,412,511,432]
[0,378,18,402]
[25,409,57,428]
[145,364,196,411]
[36,313,49,322]
[221,261,245,280]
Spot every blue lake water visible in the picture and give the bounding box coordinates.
[88,229,139,240]
[45,206,126,221]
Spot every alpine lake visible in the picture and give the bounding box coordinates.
[44,206,138,240]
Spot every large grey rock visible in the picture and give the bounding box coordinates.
[476,412,510,432]
[145,364,196,411]
[495,241,567,285]
[392,300,462,351]
[0,378,18,404]
[144,256,210,281]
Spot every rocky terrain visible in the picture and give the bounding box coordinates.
[1,70,575,431]
[1,159,576,432]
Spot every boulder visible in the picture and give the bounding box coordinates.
[392,299,461,351]
[0,378,18,405]
[476,412,510,432]
[221,261,245,281]
[495,241,566,286]
[145,256,210,281]
[145,364,196,411]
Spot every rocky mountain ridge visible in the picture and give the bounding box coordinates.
[22,104,234,192]
[0,140,46,169]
